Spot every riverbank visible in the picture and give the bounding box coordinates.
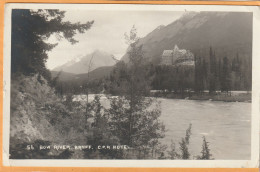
[150,92,251,103]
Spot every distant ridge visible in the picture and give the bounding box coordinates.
[51,66,113,83]
[121,12,252,64]
[53,50,116,74]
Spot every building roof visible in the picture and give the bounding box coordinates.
[162,50,173,56]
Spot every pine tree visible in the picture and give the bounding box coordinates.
[216,58,222,91]
[11,9,94,80]
[179,138,190,159]
[85,95,123,159]
[107,26,165,154]
[198,136,212,160]
[194,55,204,93]
[179,124,192,159]
[220,56,231,94]
[209,47,217,94]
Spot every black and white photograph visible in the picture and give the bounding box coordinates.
[3,4,260,167]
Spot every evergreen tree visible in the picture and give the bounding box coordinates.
[11,9,94,79]
[202,59,208,91]
[107,26,165,155]
[85,96,123,159]
[179,124,192,159]
[216,58,222,91]
[220,56,231,94]
[194,55,203,93]
[231,53,242,90]
[198,136,212,160]
[179,138,190,159]
[209,47,217,94]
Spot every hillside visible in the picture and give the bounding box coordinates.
[51,66,113,83]
[75,66,113,82]
[10,74,89,158]
[10,75,61,144]
[53,50,116,74]
[122,12,252,64]
[51,71,76,81]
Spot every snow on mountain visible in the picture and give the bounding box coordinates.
[53,50,116,74]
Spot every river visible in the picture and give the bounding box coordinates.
[74,94,251,160]
[159,98,250,160]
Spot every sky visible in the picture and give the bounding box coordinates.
[46,10,184,70]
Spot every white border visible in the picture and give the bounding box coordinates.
[3,3,260,168]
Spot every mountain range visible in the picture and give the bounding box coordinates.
[122,12,252,64]
[53,50,116,74]
[51,66,113,83]
[52,12,252,82]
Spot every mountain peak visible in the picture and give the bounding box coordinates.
[156,25,165,30]
[180,11,198,20]
[121,12,252,64]
[53,50,116,74]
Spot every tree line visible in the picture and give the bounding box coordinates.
[149,47,251,95]
[194,47,251,94]
[54,47,252,97]
[107,52,251,99]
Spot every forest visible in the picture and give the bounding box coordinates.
[53,45,252,102]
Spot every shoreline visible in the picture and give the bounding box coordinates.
[150,92,252,103]
[74,91,252,103]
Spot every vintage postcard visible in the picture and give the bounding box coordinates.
[2,3,260,168]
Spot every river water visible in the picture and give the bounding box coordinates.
[74,94,251,160]
[159,98,250,160]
